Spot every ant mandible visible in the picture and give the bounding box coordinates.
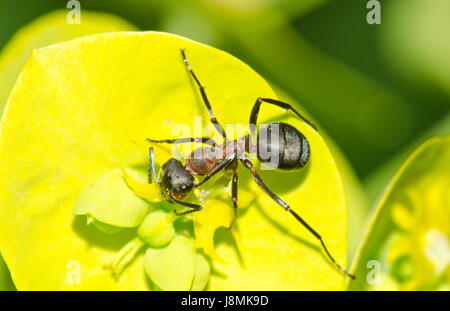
[141,49,354,279]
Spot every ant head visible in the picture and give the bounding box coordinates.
[159,158,195,201]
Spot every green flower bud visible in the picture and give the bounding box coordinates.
[138,211,175,247]
[144,235,196,290]
[391,255,414,283]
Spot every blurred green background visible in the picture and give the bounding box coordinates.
[0,0,449,290]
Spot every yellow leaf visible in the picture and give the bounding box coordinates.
[0,10,137,116]
[0,31,348,290]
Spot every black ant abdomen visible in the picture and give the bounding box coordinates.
[257,122,310,170]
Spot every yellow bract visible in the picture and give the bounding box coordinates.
[194,198,235,264]
[349,135,450,290]
[122,168,162,203]
[0,31,347,290]
[0,10,137,116]
[0,10,136,291]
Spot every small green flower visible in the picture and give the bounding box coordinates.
[72,167,212,290]
[137,211,176,248]
[143,235,197,291]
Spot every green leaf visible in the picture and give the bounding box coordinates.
[0,252,15,290]
[348,135,450,290]
[0,31,348,290]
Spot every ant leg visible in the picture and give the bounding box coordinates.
[171,197,203,216]
[229,163,238,229]
[146,137,216,147]
[180,49,227,139]
[240,157,355,279]
[195,153,236,187]
[249,97,317,136]
[148,147,160,184]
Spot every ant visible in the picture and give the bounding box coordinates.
[138,49,355,279]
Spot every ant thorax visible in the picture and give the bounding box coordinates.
[184,137,248,176]
[223,137,248,159]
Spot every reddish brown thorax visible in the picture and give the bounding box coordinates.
[184,146,223,175]
[184,138,248,176]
